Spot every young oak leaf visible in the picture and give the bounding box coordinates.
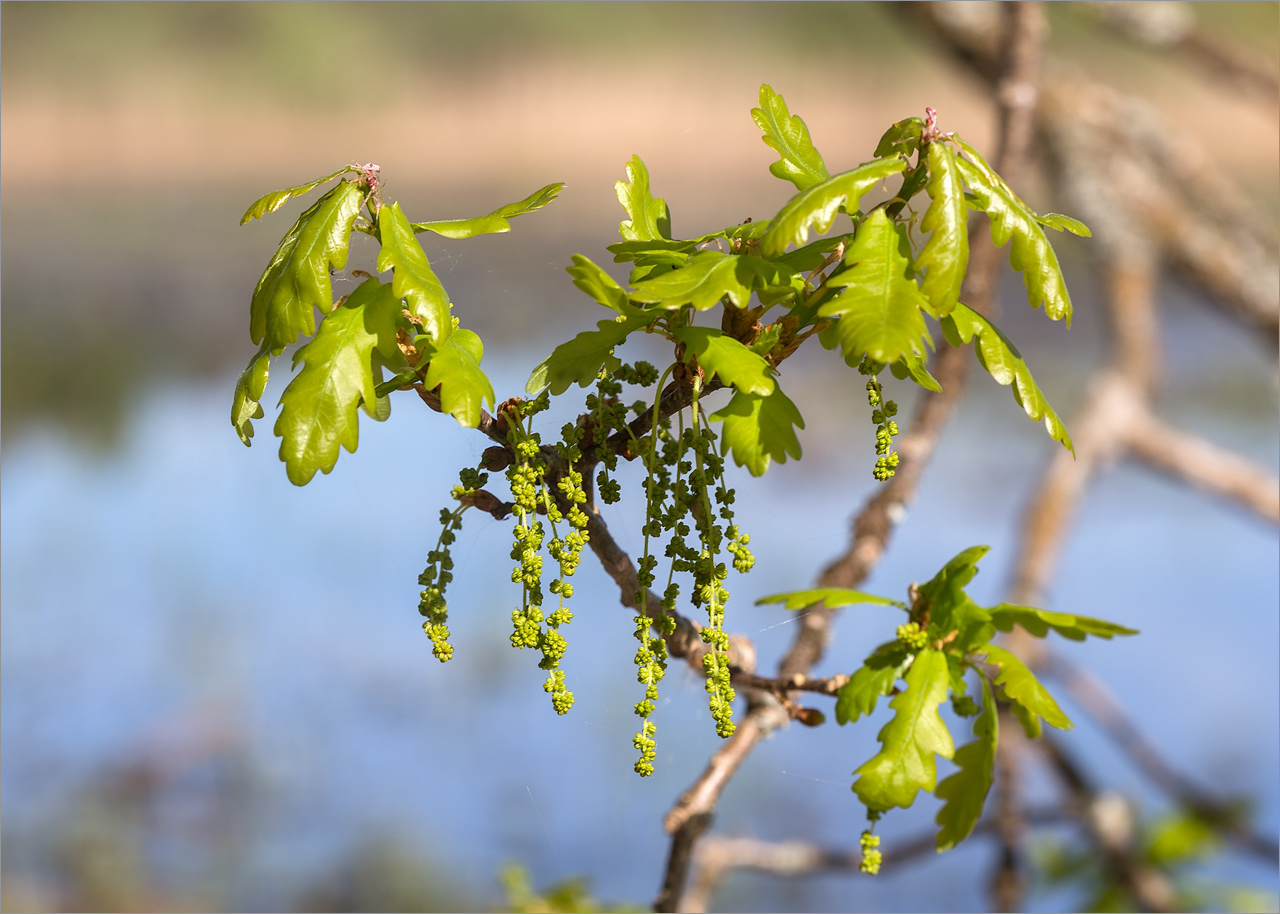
[917,142,969,318]
[708,384,804,477]
[942,303,1074,454]
[377,202,452,345]
[988,604,1138,641]
[760,157,905,258]
[755,588,906,612]
[630,251,781,311]
[672,327,775,397]
[979,643,1073,739]
[249,179,365,354]
[834,641,914,725]
[410,183,564,238]
[874,117,925,160]
[1036,213,1092,237]
[616,155,672,243]
[240,167,358,225]
[526,312,658,396]
[951,137,1073,324]
[852,649,955,812]
[819,210,932,365]
[566,254,633,314]
[420,329,495,429]
[231,344,271,446]
[915,545,989,628]
[752,84,831,191]
[935,672,998,851]
[274,278,402,486]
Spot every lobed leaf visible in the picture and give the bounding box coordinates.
[240,167,357,225]
[988,604,1138,641]
[566,254,632,314]
[852,649,955,812]
[231,344,271,446]
[835,641,913,725]
[421,329,495,428]
[526,312,657,395]
[673,326,775,397]
[630,251,781,311]
[376,202,452,345]
[249,179,364,353]
[1037,213,1092,237]
[917,143,969,317]
[761,157,906,259]
[935,672,998,851]
[980,643,1073,739]
[951,137,1073,323]
[874,117,925,160]
[915,545,989,633]
[751,84,831,191]
[708,384,804,477]
[819,210,932,365]
[616,155,672,242]
[410,182,564,238]
[889,351,943,392]
[273,278,402,486]
[755,588,906,612]
[942,303,1073,454]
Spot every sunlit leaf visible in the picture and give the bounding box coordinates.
[918,143,968,317]
[274,278,402,486]
[410,182,564,238]
[988,604,1138,641]
[708,384,804,477]
[673,327,774,396]
[231,344,271,446]
[616,155,672,242]
[935,672,998,851]
[755,588,906,611]
[889,351,943,392]
[751,84,830,191]
[952,137,1073,323]
[421,329,495,428]
[526,312,658,395]
[874,117,924,159]
[240,167,357,224]
[761,158,906,258]
[566,254,633,314]
[916,545,989,629]
[631,251,782,311]
[942,303,1073,454]
[1037,213,1092,237]
[852,649,955,812]
[249,179,364,353]
[819,210,931,365]
[835,642,914,725]
[980,643,1073,739]
[376,201,452,345]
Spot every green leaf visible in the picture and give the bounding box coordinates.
[273,278,402,486]
[918,143,969,317]
[1037,213,1092,237]
[376,201,452,345]
[526,312,657,395]
[761,157,906,258]
[410,182,564,238]
[980,643,1073,739]
[421,329,495,428]
[566,254,633,314]
[988,604,1138,641]
[673,327,775,397]
[606,238,697,264]
[836,642,914,725]
[755,588,905,611]
[249,179,364,353]
[889,351,943,392]
[852,649,955,812]
[935,672,998,851]
[631,251,780,311]
[751,84,830,191]
[946,597,996,655]
[231,344,271,446]
[952,137,1073,323]
[240,167,357,224]
[616,155,672,242]
[818,210,932,365]
[874,117,925,159]
[941,303,1074,454]
[771,234,850,273]
[708,384,804,477]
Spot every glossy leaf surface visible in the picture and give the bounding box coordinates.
[410,182,564,238]
[526,313,656,395]
[231,345,270,446]
[835,641,913,725]
[942,303,1073,453]
[819,210,931,365]
[752,84,830,191]
[631,251,777,311]
[421,329,495,428]
[1037,212,1092,237]
[240,167,356,224]
[989,604,1138,641]
[376,202,452,345]
[756,588,905,611]
[761,157,905,258]
[852,649,955,812]
[616,155,672,242]
[566,255,632,314]
[935,673,998,851]
[980,643,1073,739]
[673,327,774,396]
[250,180,364,353]
[918,143,968,317]
[709,385,804,477]
[874,117,924,159]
